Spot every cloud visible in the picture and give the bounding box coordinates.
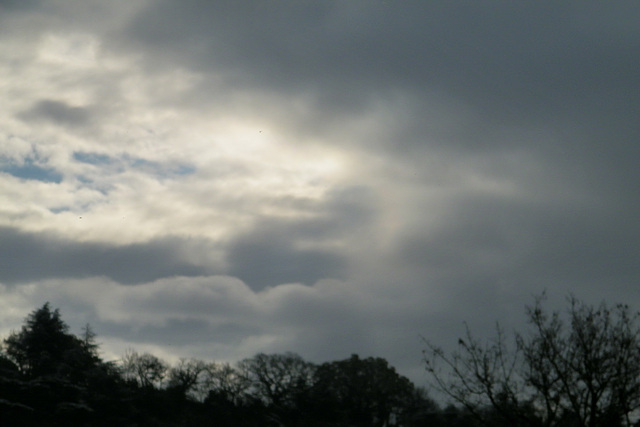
[0,0,42,12]
[120,2,639,116]
[19,99,94,127]
[225,220,347,290]
[224,185,378,290]
[0,274,429,374]
[0,0,638,389]
[0,226,219,285]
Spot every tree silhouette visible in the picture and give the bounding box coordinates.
[424,294,640,427]
[4,303,77,378]
[200,362,251,404]
[1,303,127,426]
[167,357,207,399]
[236,351,316,425]
[237,352,316,410]
[121,349,169,389]
[312,354,419,427]
[1,303,440,426]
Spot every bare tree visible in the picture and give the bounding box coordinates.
[120,349,168,389]
[199,362,251,404]
[167,358,207,399]
[237,352,316,409]
[519,296,640,427]
[424,294,640,427]
[424,323,527,426]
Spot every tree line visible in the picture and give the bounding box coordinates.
[0,303,440,426]
[2,294,640,426]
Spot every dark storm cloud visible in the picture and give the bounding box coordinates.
[226,222,346,290]
[225,186,377,290]
[0,0,41,12]
[119,1,640,206]
[121,2,639,123]
[19,100,94,128]
[397,192,640,299]
[0,227,214,285]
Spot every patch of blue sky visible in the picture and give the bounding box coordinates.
[172,164,196,176]
[128,156,158,169]
[125,155,196,178]
[1,158,63,183]
[74,176,111,195]
[76,175,93,184]
[49,206,71,214]
[72,152,194,179]
[73,151,115,165]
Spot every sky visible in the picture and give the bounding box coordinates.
[0,0,639,388]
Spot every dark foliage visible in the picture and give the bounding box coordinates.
[1,303,443,426]
[1,303,131,426]
[9,297,636,427]
[424,294,640,427]
[310,354,421,426]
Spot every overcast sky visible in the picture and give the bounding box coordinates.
[1,0,638,387]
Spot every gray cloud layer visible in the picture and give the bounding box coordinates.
[118,1,639,218]
[19,99,94,128]
[0,227,212,285]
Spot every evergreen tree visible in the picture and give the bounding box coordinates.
[1,303,128,426]
[4,303,77,379]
